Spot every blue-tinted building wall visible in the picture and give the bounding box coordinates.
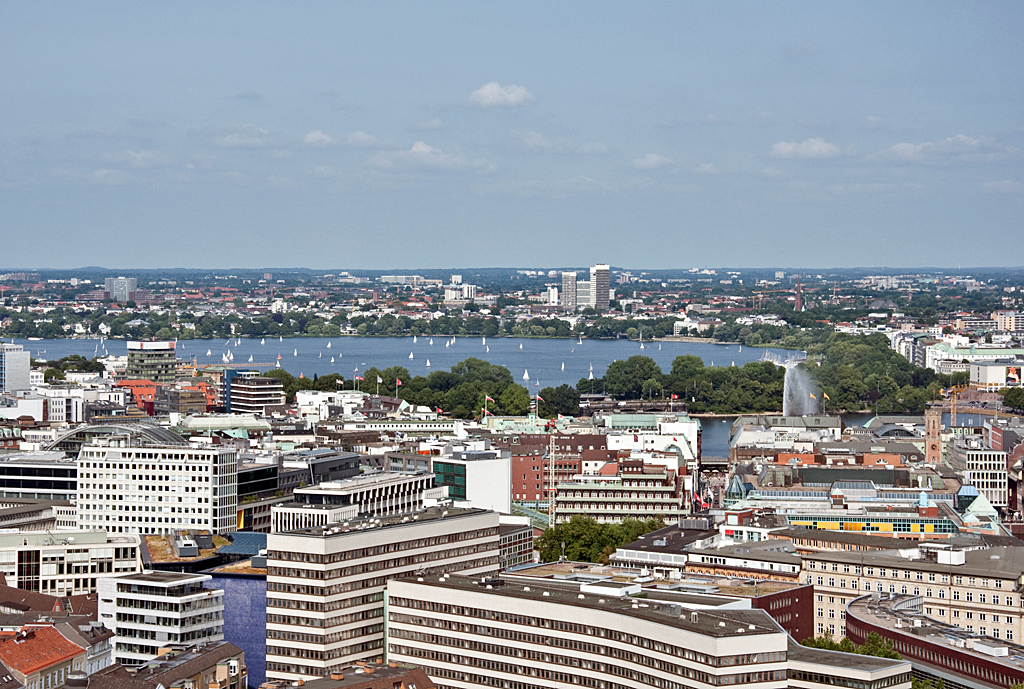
[205,572,266,688]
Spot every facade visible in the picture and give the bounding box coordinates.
[265,507,501,682]
[560,271,577,311]
[103,276,137,302]
[84,641,246,689]
[947,436,1008,508]
[77,437,239,535]
[970,359,1023,392]
[153,387,208,415]
[553,460,684,524]
[97,571,225,667]
[206,569,267,687]
[387,576,911,689]
[0,343,31,393]
[433,452,511,513]
[126,341,176,384]
[0,624,86,689]
[225,371,285,414]
[0,530,142,596]
[271,471,445,532]
[590,263,610,310]
[498,518,535,568]
[0,451,78,501]
[804,544,1024,643]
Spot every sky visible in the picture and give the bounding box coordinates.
[1,2,1022,270]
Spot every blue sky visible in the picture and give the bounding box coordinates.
[2,2,1022,269]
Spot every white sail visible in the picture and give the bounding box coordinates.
[248,355,253,362]
[327,341,331,348]
[331,356,335,363]
[275,360,280,368]
[319,352,322,358]
[486,346,489,352]
[640,342,645,349]
[426,359,431,367]
[261,338,265,345]
[206,349,211,356]
[279,336,283,342]
[293,349,298,356]
[589,371,594,380]
[429,339,433,345]
[519,343,523,349]
[561,362,565,371]
[523,369,529,381]
[482,336,486,345]
[414,335,417,343]
[409,352,414,359]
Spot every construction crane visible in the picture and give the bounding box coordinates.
[941,384,970,428]
[753,289,790,310]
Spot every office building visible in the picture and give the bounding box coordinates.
[947,436,1008,508]
[590,263,610,310]
[433,450,511,513]
[553,459,685,524]
[265,507,501,682]
[0,530,142,595]
[0,343,30,393]
[97,571,225,667]
[387,575,911,689]
[223,370,285,414]
[0,625,86,688]
[103,276,137,303]
[0,451,78,501]
[560,271,577,310]
[270,470,445,532]
[77,436,238,535]
[126,341,176,384]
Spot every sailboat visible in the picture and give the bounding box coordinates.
[277,353,282,360]
[414,335,417,344]
[589,363,593,371]
[426,359,431,368]
[228,350,234,361]
[260,338,265,345]
[275,360,280,368]
[578,335,583,345]
[293,349,298,356]
[330,356,335,363]
[739,345,742,353]
[319,352,322,358]
[248,355,253,362]
[640,333,645,350]
[222,353,229,363]
[482,336,486,346]
[279,336,283,342]
[429,339,433,345]
[206,349,212,356]
[445,341,450,348]
[561,362,565,371]
[523,369,529,381]
[409,352,414,359]
[658,343,661,350]
[327,341,331,348]
[519,343,523,350]
[486,346,489,353]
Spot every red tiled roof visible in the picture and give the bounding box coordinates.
[0,626,83,675]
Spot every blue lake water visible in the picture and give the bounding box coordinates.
[13,336,796,391]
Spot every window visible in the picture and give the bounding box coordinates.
[818,608,824,617]
[829,609,835,619]
[953,591,960,600]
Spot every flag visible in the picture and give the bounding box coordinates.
[558,414,564,420]
[485,395,495,402]
[482,408,492,415]
[671,394,679,400]
[396,378,402,386]
[355,375,364,381]
[437,407,444,413]
[377,376,383,384]
[823,392,830,401]
[810,393,817,400]
[536,395,545,402]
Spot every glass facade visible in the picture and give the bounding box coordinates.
[207,574,266,688]
[434,462,467,500]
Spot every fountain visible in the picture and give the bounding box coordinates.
[782,360,819,417]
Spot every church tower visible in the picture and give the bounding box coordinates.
[925,405,942,465]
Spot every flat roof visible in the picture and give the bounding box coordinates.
[803,545,1024,578]
[115,571,208,584]
[283,506,493,538]
[392,574,781,639]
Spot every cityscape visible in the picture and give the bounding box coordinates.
[2,4,1022,689]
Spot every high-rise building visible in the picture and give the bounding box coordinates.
[265,507,501,682]
[0,343,31,392]
[560,272,577,310]
[590,263,610,310]
[97,571,224,667]
[224,371,286,414]
[77,436,238,535]
[126,341,176,384]
[103,276,137,303]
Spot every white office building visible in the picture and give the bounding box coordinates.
[266,507,501,682]
[0,530,142,596]
[77,437,238,535]
[0,343,31,393]
[98,571,224,667]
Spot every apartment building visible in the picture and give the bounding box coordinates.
[387,575,911,689]
[804,544,1024,643]
[553,459,684,524]
[0,530,142,596]
[97,571,225,667]
[0,343,31,393]
[265,507,501,682]
[77,436,238,535]
[126,340,176,384]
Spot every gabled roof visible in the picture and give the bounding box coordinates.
[0,626,83,675]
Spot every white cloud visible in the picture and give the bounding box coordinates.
[761,167,791,179]
[470,81,535,108]
[366,141,487,171]
[863,116,883,130]
[770,137,842,159]
[346,131,381,147]
[90,169,128,185]
[876,134,1019,163]
[983,180,1022,193]
[104,150,172,168]
[211,125,272,148]
[695,163,720,175]
[303,130,336,147]
[515,130,606,155]
[412,118,446,131]
[630,153,673,169]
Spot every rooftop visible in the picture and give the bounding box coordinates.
[0,626,83,675]
[285,506,492,538]
[392,573,781,639]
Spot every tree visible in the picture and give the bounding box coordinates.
[535,516,664,563]
[603,356,664,399]
[1003,387,1024,413]
[538,384,580,417]
[43,368,65,381]
[499,384,531,416]
[801,631,900,660]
